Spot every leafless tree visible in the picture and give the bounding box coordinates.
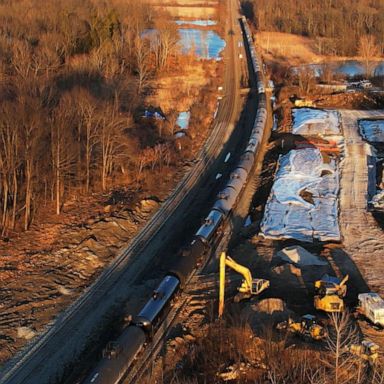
[79,98,100,193]
[98,105,128,190]
[358,35,380,78]
[324,311,360,384]
[50,98,77,214]
[134,35,151,94]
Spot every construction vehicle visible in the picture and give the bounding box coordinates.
[219,252,269,317]
[348,340,379,366]
[276,314,327,341]
[356,292,384,328]
[314,274,348,313]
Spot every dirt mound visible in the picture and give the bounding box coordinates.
[254,298,286,314]
[241,298,293,329]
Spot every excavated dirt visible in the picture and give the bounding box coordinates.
[149,84,384,382]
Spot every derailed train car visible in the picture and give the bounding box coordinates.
[83,15,267,384]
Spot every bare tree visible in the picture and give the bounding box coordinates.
[358,35,380,78]
[18,96,44,230]
[79,99,100,193]
[152,18,180,70]
[134,35,151,94]
[98,105,128,190]
[297,67,316,95]
[50,99,77,214]
[0,103,21,234]
[324,311,360,384]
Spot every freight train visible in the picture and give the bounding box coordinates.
[83,16,266,384]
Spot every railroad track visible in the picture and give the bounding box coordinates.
[0,3,242,384]
[122,3,274,381]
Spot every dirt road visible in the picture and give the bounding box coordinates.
[339,110,384,295]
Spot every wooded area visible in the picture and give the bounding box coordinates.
[0,0,183,234]
[242,0,384,57]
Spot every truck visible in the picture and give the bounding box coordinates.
[356,292,384,328]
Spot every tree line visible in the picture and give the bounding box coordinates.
[0,0,181,235]
[242,0,384,57]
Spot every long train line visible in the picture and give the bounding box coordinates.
[0,3,244,384]
[82,11,267,384]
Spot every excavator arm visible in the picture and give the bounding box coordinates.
[224,255,253,293]
[219,252,269,316]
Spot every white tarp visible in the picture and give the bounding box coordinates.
[359,119,384,142]
[276,246,328,266]
[292,108,340,136]
[260,148,340,242]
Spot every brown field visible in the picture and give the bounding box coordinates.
[256,31,322,66]
[152,5,216,18]
[147,0,218,19]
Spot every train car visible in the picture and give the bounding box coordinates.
[134,275,180,333]
[213,186,239,216]
[83,326,146,384]
[169,237,207,286]
[195,208,224,243]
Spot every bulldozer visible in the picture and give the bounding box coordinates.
[348,340,379,366]
[219,252,269,317]
[314,274,348,313]
[276,314,327,341]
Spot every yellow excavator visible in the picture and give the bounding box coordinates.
[314,274,348,313]
[219,252,269,317]
[276,314,327,341]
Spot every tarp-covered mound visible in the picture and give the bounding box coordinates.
[292,108,340,136]
[276,245,328,266]
[260,148,340,242]
[359,119,384,143]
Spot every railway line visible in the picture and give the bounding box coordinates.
[81,3,269,383]
[0,2,247,384]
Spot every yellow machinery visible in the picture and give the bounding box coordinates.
[276,314,327,341]
[349,340,379,365]
[314,274,348,313]
[219,252,269,317]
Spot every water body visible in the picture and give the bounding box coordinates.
[178,28,226,60]
[176,20,217,26]
[292,60,384,78]
[176,111,191,129]
[142,23,225,60]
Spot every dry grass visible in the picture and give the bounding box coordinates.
[256,31,322,67]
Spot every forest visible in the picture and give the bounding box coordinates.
[242,0,384,57]
[0,0,184,235]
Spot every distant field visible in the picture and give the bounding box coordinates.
[256,31,322,66]
[147,0,218,5]
[148,0,217,19]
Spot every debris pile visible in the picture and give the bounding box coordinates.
[292,108,340,136]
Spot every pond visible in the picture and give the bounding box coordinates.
[178,28,225,60]
[292,60,384,78]
[142,22,225,60]
[176,20,217,26]
[176,111,191,129]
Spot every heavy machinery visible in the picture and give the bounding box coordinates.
[276,314,327,341]
[219,252,269,317]
[356,292,384,328]
[314,274,348,313]
[348,340,379,365]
